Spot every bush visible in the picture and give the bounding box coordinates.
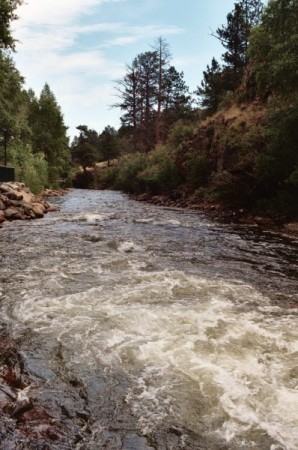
[95,165,120,188]
[137,145,180,194]
[167,121,195,148]
[7,141,48,193]
[209,170,240,203]
[185,151,210,188]
[72,170,95,189]
[115,153,148,193]
[256,101,298,193]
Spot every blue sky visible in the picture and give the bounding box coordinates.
[14,0,237,140]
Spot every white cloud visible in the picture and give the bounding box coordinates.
[100,25,183,48]
[16,0,124,26]
[12,0,185,138]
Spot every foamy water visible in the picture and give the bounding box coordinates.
[1,190,297,450]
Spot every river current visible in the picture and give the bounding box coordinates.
[0,189,297,450]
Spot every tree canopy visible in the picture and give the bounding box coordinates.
[0,0,23,51]
[115,40,192,153]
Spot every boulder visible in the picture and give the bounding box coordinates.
[0,182,62,225]
[46,205,60,212]
[284,222,298,234]
[30,204,44,218]
[4,207,25,221]
[5,191,23,201]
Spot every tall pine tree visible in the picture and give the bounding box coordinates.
[28,83,70,183]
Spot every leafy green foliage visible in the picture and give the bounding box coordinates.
[249,0,298,97]
[0,53,24,134]
[7,140,48,193]
[137,145,180,194]
[167,121,195,148]
[185,152,211,188]
[28,83,70,184]
[72,125,99,172]
[98,126,120,165]
[0,0,23,51]
[115,153,148,193]
[257,101,298,193]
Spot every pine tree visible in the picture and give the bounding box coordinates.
[249,0,298,96]
[72,125,99,172]
[152,37,172,144]
[198,0,264,113]
[115,41,191,152]
[215,0,263,84]
[161,66,192,136]
[28,83,70,184]
[0,0,23,51]
[196,58,227,113]
[98,126,119,166]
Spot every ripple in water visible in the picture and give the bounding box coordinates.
[1,190,298,450]
[11,267,298,450]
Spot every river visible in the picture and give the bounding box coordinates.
[0,189,297,450]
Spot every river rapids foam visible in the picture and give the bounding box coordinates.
[10,263,298,450]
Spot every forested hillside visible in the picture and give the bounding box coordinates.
[78,0,297,220]
[0,0,70,192]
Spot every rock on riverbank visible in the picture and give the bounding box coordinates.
[0,182,60,228]
[131,191,298,238]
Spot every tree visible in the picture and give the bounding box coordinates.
[214,0,263,87]
[0,0,23,51]
[28,83,70,183]
[152,37,172,144]
[161,66,192,136]
[115,40,192,152]
[196,58,228,113]
[249,0,298,96]
[98,126,119,166]
[72,125,99,172]
[197,0,264,113]
[0,53,24,133]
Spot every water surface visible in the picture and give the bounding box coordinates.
[0,190,297,449]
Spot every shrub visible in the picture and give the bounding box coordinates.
[8,141,48,193]
[137,145,180,194]
[115,153,148,193]
[185,151,211,188]
[167,121,195,148]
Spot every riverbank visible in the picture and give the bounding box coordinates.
[130,190,298,238]
[0,182,69,228]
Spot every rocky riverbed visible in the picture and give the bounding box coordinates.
[0,326,89,449]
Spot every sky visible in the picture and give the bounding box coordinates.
[13,0,237,140]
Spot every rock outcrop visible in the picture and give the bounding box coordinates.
[0,182,60,228]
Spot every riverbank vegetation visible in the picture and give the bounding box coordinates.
[0,1,70,193]
[73,0,297,221]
